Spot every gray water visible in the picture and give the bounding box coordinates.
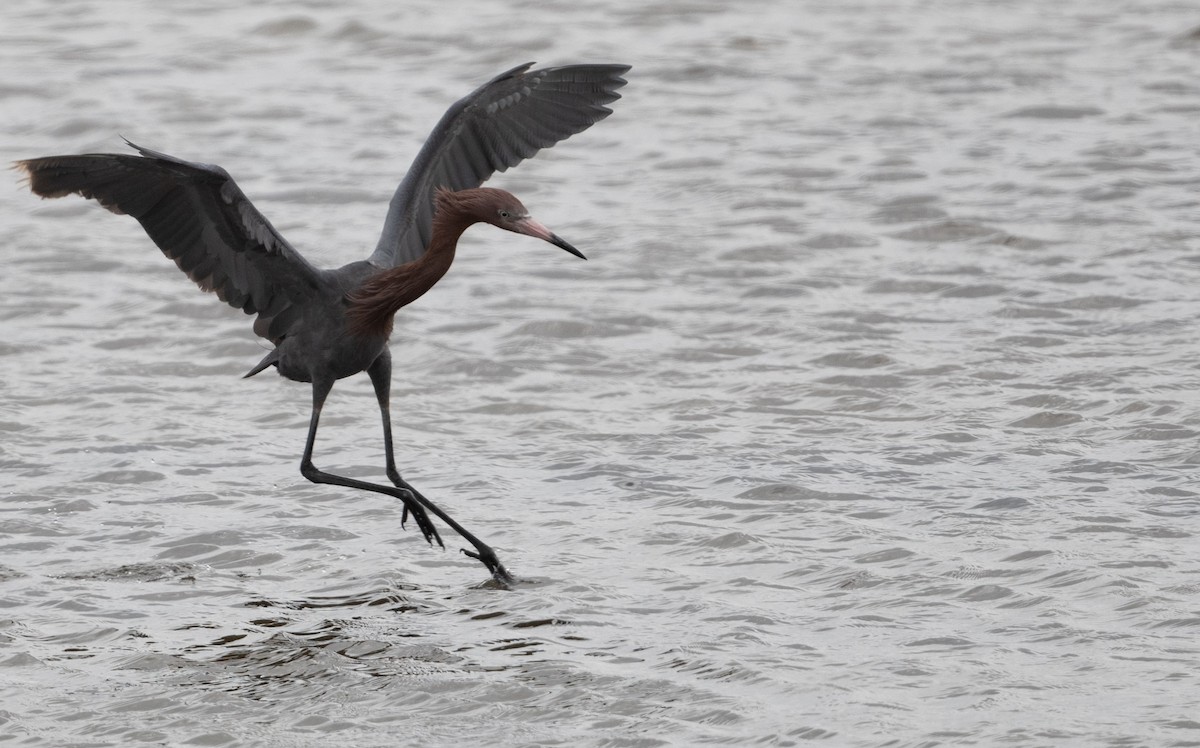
[3,0,1200,745]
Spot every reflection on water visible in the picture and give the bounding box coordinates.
[3,0,1200,745]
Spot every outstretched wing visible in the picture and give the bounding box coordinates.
[17,141,324,343]
[368,62,630,268]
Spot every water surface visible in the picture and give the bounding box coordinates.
[2,0,1200,745]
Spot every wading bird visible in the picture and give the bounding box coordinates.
[17,62,630,584]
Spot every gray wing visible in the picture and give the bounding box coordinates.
[17,140,325,343]
[368,62,631,268]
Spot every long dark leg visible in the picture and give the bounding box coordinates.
[368,352,514,585]
[299,375,443,550]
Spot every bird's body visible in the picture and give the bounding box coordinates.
[17,63,629,584]
[248,262,378,383]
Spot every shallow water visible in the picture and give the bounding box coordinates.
[3,0,1200,745]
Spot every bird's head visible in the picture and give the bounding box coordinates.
[434,186,585,259]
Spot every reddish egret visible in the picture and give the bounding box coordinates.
[17,62,630,584]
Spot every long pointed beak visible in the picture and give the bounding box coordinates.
[549,233,586,260]
[517,217,587,260]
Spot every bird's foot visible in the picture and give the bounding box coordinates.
[462,547,515,586]
[389,471,414,529]
[385,471,509,583]
[398,491,444,549]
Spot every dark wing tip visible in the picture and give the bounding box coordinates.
[550,62,632,78]
[12,159,37,194]
[610,63,632,88]
[370,62,632,267]
[538,63,632,114]
[15,156,77,199]
[577,62,632,79]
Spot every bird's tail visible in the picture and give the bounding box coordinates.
[244,349,279,378]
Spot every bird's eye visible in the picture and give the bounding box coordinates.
[499,210,511,219]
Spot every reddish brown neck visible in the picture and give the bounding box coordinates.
[346,207,476,338]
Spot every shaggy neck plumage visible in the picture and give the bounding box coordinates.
[346,192,482,338]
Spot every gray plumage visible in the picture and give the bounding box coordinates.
[20,63,628,347]
[16,62,629,583]
[371,62,629,267]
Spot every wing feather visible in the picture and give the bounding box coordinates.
[17,142,325,343]
[369,62,630,267]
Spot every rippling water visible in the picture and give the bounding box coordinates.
[3,0,1200,745]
